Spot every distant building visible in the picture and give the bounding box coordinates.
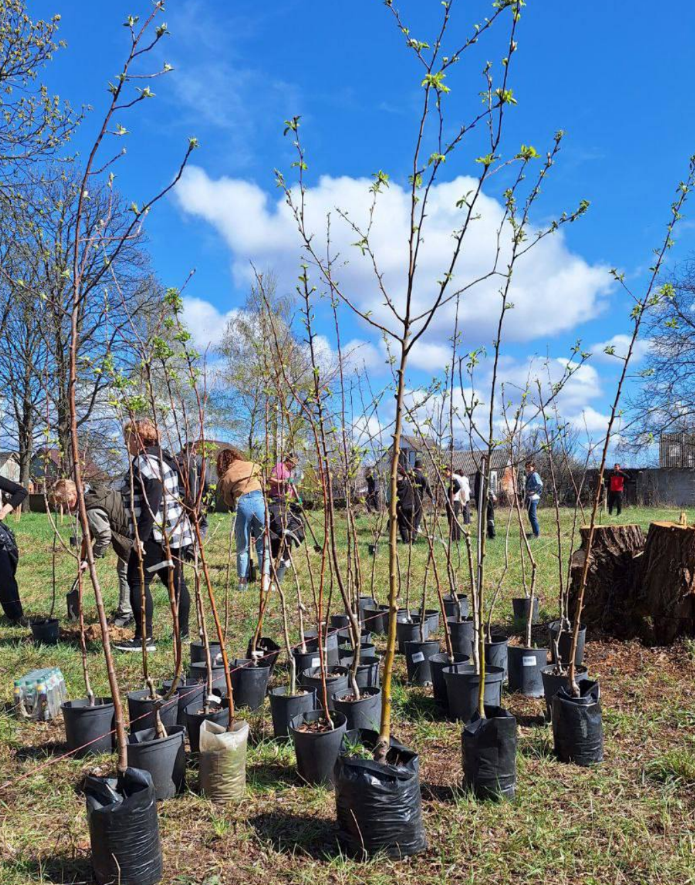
[659,432,695,468]
[0,452,20,483]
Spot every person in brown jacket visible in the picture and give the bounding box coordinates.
[217,447,270,591]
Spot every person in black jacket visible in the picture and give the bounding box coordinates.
[0,475,28,623]
[411,459,433,537]
[396,464,416,544]
[365,467,381,512]
[474,469,497,540]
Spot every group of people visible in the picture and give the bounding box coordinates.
[387,458,547,544]
[0,418,305,649]
[0,433,633,637]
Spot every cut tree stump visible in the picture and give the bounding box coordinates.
[568,524,646,637]
[635,521,695,645]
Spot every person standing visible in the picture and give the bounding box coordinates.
[396,463,416,544]
[411,459,433,537]
[0,476,28,623]
[114,419,194,652]
[269,452,299,502]
[474,469,497,540]
[444,466,467,541]
[365,467,381,512]
[606,463,630,516]
[50,479,134,627]
[524,460,543,538]
[217,446,270,591]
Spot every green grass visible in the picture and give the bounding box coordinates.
[1,504,695,884]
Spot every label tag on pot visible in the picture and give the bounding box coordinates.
[522,655,537,667]
[412,652,425,663]
[311,657,321,668]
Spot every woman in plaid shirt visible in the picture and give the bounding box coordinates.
[115,419,193,653]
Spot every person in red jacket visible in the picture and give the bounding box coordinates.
[606,463,630,516]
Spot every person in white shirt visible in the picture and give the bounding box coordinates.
[444,467,471,541]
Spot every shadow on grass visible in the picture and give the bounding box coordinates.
[421,781,464,803]
[15,740,68,761]
[396,691,443,721]
[16,855,92,885]
[248,761,300,790]
[248,810,339,859]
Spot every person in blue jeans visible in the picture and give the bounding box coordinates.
[217,447,270,591]
[524,460,543,538]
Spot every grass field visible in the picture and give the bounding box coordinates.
[1,505,695,884]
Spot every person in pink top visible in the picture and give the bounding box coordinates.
[269,453,299,501]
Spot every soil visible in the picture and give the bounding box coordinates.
[296,718,336,734]
[60,624,133,643]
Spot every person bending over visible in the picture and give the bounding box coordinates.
[0,475,28,623]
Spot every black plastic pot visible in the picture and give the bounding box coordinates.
[330,613,350,630]
[512,596,539,627]
[396,617,428,653]
[404,640,441,685]
[292,647,322,676]
[269,686,317,739]
[184,697,231,753]
[443,664,505,723]
[425,609,440,633]
[246,636,282,674]
[462,705,517,801]
[335,730,426,859]
[30,617,60,645]
[358,595,377,621]
[300,666,350,709]
[355,655,381,689]
[541,664,589,719]
[548,620,586,667]
[363,606,386,634]
[190,639,221,665]
[86,768,162,885]
[338,641,376,666]
[289,710,347,786]
[551,680,603,766]
[305,630,340,667]
[127,689,179,733]
[230,658,271,710]
[334,686,382,731]
[507,646,547,698]
[484,633,509,679]
[430,652,470,708]
[62,698,115,757]
[187,661,229,697]
[447,617,475,657]
[163,679,204,726]
[443,593,469,620]
[127,725,186,801]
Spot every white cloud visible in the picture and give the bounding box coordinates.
[182,297,238,349]
[174,168,614,351]
[590,333,652,363]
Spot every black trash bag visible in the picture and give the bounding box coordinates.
[85,767,163,885]
[334,729,427,860]
[462,705,516,801]
[551,679,603,767]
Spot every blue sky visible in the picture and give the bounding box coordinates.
[34,0,695,446]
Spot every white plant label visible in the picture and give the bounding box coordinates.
[412,652,425,663]
[522,656,537,667]
[311,657,321,668]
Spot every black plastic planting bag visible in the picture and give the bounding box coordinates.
[551,679,603,766]
[85,767,163,885]
[462,705,516,801]
[334,730,427,859]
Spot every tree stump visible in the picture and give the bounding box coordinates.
[568,524,646,636]
[635,522,695,645]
